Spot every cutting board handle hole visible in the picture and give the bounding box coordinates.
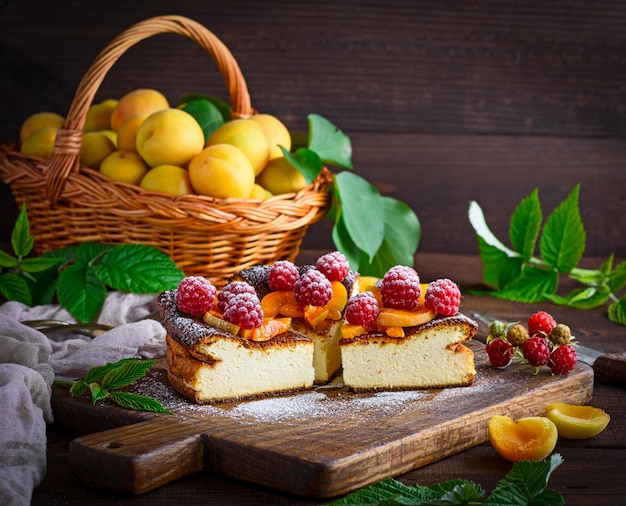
[102,441,124,449]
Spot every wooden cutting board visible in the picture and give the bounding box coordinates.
[52,342,593,499]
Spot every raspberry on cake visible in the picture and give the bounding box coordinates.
[158,278,315,403]
[339,268,477,391]
[230,252,359,384]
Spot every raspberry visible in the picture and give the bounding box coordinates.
[345,292,379,325]
[268,260,299,291]
[293,269,332,306]
[381,265,421,310]
[549,345,577,375]
[217,281,257,312]
[222,292,264,329]
[549,323,572,346]
[486,338,515,368]
[424,278,461,316]
[175,276,216,316]
[315,251,350,282]
[527,311,557,337]
[521,335,551,367]
[506,323,530,347]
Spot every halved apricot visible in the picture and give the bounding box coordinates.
[546,403,610,439]
[358,276,380,293]
[279,302,305,318]
[326,281,348,312]
[240,317,292,342]
[488,415,558,462]
[260,290,297,317]
[304,305,330,327]
[376,306,437,327]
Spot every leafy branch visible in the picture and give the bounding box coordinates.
[0,204,184,323]
[468,185,626,325]
[332,453,564,505]
[54,358,171,414]
[180,95,421,277]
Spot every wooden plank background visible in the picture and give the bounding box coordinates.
[1,0,624,259]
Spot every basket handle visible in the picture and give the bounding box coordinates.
[45,15,254,204]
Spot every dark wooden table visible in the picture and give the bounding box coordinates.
[31,252,626,505]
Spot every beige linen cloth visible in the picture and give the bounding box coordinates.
[0,292,166,506]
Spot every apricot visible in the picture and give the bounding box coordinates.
[140,165,192,196]
[376,306,437,328]
[188,144,255,198]
[117,113,147,153]
[110,88,169,131]
[136,108,205,168]
[326,281,348,313]
[341,323,367,339]
[203,311,240,336]
[261,290,298,317]
[80,131,116,169]
[488,415,558,462]
[20,127,57,159]
[258,156,307,195]
[546,403,610,439]
[100,150,148,185]
[251,113,291,160]
[20,112,64,143]
[206,118,270,176]
[84,101,116,132]
[304,305,330,327]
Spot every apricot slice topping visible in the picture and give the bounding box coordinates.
[376,305,437,328]
[341,323,366,339]
[304,305,330,327]
[488,415,558,462]
[239,317,292,342]
[546,402,610,439]
[260,290,297,317]
[203,311,241,336]
[326,281,348,312]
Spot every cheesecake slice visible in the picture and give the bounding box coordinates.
[340,314,477,391]
[230,263,359,384]
[158,290,314,403]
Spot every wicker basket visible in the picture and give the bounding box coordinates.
[0,15,332,284]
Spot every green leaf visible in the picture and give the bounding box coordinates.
[89,382,108,403]
[96,244,184,293]
[485,454,564,505]
[12,204,34,257]
[468,201,518,258]
[545,286,610,310]
[108,391,172,414]
[489,264,559,303]
[69,380,87,397]
[332,218,361,270]
[307,114,352,169]
[353,197,420,277]
[178,93,230,122]
[181,99,225,141]
[477,237,523,290]
[18,256,64,273]
[510,188,542,261]
[282,146,323,184]
[334,171,384,260]
[0,273,32,304]
[75,242,113,266]
[0,250,18,268]
[608,297,626,326]
[539,185,586,273]
[100,359,155,390]
[609,260,626,294]
[84,358,142,384]
[331,477,436,505]
[57,263,108,323]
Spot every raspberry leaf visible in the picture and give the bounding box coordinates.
[608,260,626,293]
[608,297,626,326]
[100,360,155,390]
[108,391,172,414]
[11,204,34,258]
[0,273,31,305]
[488,265,559,303]
[96,244,184,294]
[545,286,610,310]
[57,263,107,324]
[539,184,586,273]
[509,188,542,262]
[477,237,523,290]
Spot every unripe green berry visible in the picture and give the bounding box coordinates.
[506,323,529,347]
[489,320,507,337]
[549,323,572,345]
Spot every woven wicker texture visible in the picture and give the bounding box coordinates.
[0,15,332,284]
